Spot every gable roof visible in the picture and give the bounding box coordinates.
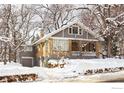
[32,20,104,45]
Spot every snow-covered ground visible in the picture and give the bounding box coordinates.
[1,58,124,82]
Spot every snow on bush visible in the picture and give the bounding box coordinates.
[48,60,58,64]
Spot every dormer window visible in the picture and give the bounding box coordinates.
[68,26,83,35]
[73,27,78,34]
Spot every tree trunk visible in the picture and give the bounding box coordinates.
[4,43,7,64]
[14,51,17,62]
[8,46,11,62]
[107,36,112,57]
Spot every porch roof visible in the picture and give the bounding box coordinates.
[50,37,99,41]
[32,20,104,45]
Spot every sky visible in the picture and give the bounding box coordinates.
[0,0,124,4]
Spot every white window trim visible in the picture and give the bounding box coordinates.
[68,27,73,35]
[68,26,83,35]
[52,39,69,51]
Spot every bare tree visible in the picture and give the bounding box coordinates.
[0,4,37,64]
[79,4,124,57]
[33,4,76,33]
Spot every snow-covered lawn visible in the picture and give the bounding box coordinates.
[1,58,124,82]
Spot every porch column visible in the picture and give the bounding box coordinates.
[69,40,72,56]
[79,41,82,56]
[95,41,101,57]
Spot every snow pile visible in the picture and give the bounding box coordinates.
[43,58,124,81]
[32,67,48,80]
[0,62,48,80]
[1,58,124,82]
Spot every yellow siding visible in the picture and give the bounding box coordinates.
[43,43,47,57]
[48,39,53,57]
[36,43,43,57]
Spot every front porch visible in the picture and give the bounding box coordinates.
[50,39,101,59]
[69,40,101,58]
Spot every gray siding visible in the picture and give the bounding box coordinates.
[52,27,96,39]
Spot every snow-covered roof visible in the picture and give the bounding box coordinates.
[32,20,104,45]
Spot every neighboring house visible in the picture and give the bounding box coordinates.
[19,45,35,67]
[33,21,104,63]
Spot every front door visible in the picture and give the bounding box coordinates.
[71,40,80,56]
[71,40,79,51]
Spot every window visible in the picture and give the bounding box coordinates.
[81,42,96,52]
[69,27,72,34]
[72,40,79,51]
[53,39,69,51]
[73,27,78,34]
[79,29,82,35]
[68,26,83,35]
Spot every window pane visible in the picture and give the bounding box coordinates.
[73,27,78,34]
[53,39,69,51]
[69,28,72,34]
[79,29,82,35]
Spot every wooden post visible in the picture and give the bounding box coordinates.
[96,41,101,57]
[79,40,82,56]
[69,40,72,56]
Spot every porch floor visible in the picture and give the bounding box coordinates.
[68,56,98,59]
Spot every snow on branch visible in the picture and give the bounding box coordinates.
[106,12,124,27]
[0,36,12,42]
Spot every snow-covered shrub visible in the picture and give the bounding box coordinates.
[47,59,58,68]
[0,73,38,83]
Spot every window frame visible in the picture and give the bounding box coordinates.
[68,26,83,35]
[53,39,69,51]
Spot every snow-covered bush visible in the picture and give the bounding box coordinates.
[47,59,58,68]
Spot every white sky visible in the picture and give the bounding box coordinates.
[0,0,124,4]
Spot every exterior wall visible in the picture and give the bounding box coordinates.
[48,39,52,57]
[36,43,43,57]
[42,39,52,57]
[35,39,53,58]
[52,27,95,39]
